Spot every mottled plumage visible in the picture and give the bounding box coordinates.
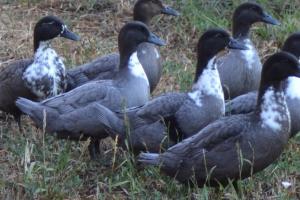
[137,29,247,142]
[0,16,79,124]
[226,32,300,137]
[138,52,299,188]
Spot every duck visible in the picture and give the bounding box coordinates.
[16,21,165,158]
[136,28,247,143]
[216,2,280,99]
[138,51,299,188]
[66,0,179,93]
[226,32,300,137]
[0,16,79,126]
[15,100,169,157]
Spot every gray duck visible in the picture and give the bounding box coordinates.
[66,0,179,93]
[16,21,165,158]
[216,2,279,99]
[139,51,299,188]
[226,32,300,137]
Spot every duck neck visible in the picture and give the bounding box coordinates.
[133,11,151,26]
[194,53,215,83]
[232,19,251,39]
[119,46,137,70]
[190,55,223,98]
[256,80,290,132]
[34,41,52,59]
[34,36,51,52]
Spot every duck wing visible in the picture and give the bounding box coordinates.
[139,114,247,167]
[225,91,257,115]
[0,59,35,114]
[66,53,119,91]
[137,92,187,121]
[41,79,123,114]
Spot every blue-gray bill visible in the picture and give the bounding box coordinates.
[61,28,80,41]
[161,6,180,16]
[148,32,166,46]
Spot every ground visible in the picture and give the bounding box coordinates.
[0,0,300,199]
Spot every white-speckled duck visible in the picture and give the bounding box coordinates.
[226,32,300,137]
[0,16,79,126]
[139,51,299,188]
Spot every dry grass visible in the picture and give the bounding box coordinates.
[0,0,300,199]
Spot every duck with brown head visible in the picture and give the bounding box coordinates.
[138,51,299,188]
[0,15,79,126]
[66,0,179,93]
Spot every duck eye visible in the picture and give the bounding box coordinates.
[42,21,55,26]
[214,33,222,38]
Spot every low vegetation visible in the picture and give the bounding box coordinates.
[0,0,300,199]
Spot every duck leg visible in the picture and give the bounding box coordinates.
[88,139,100,160]
[14,114,22,133]
[233,180,242,198]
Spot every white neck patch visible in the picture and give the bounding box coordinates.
[285,59,300,99]
[188,57,224,108]
[128,51,149,86]
[260,87,288,132]
[285,77,300,99]
[154,48,160,59]
[23,41,66,99]
[241,39,255,69]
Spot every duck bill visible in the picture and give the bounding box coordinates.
[147,32,166,46]
[60,27,80,41]
[261,12,280,25]
[161,5,180,16]
[228,38,249,50]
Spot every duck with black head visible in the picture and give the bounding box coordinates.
[138,51,299,188]
[226,32,300,137]
[16,21,165,158]
[66,0,179,93]
[216,2,280,99]
[0,15,79,126]
[135,29,247,143]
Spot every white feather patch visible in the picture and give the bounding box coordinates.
[260,87,287,131]
[23,41,65,98]
[285,77,300,99]
[242,39,255,69]
[154,48,160,59]
[188,57,224,109]
[128,51,149,86]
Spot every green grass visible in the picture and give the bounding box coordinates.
[1,0,300,199]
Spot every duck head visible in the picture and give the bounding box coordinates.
[282,32,300,59]
[197,28,248,59]
[118,21,165,67]
[133,0,180,25]
[194,28,248,82]
[257,52,300,115]
[261,52,300,85]
[33,16,80,52]
[232,2,280,38]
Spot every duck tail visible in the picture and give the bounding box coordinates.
[15,97,52,128]
[138,153,160,166]
[16,97,40,116]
